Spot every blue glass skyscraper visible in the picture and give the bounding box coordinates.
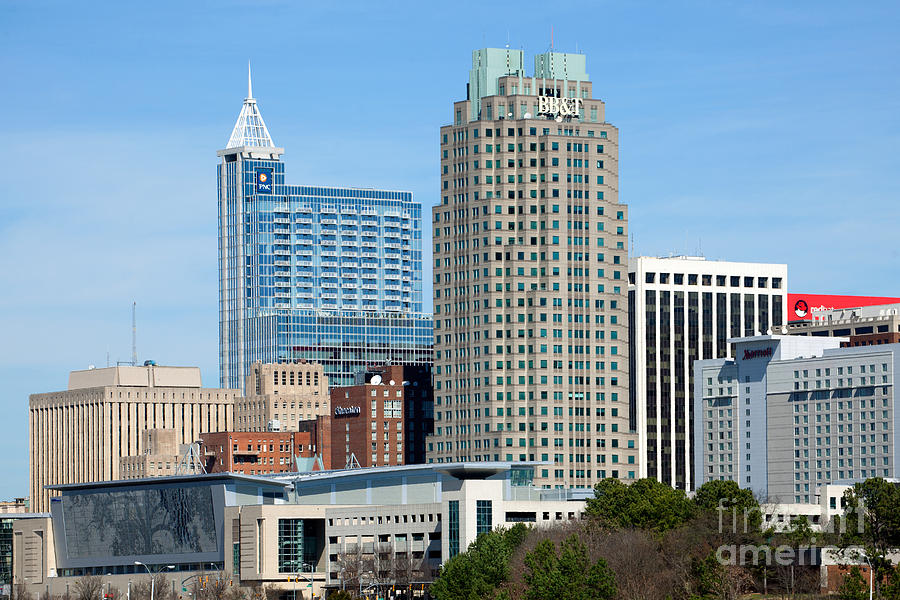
[217,68,432,391]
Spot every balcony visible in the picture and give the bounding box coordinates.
[274,218,290,224]
[274,260,291,267]
[273,249,291,256]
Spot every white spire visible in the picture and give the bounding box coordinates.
[226,63,275,149]
[247,60,253,99]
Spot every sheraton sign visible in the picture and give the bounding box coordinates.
[742,347,773,360]
[334,406,361,417]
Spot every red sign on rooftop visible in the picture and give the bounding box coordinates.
[787,293,900,322]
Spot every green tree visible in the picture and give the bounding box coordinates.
[841,477,900,594]
[326,591,356,600]
[785,515,816,547]
[523,534,616,600]
[883,565,900,600]
[430,524,528,600]
[585,478,696,533]
[838,566,868,600]
[693,479,762,531]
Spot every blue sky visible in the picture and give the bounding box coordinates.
[1,0,898,499]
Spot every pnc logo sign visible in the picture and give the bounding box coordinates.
[742,347,773,360]
[537,96,584,117]
[256,168,273,194]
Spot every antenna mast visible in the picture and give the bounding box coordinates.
[132,301,137,367]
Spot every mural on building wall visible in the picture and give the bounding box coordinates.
[61,486,217,558]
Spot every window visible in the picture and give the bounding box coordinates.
[277,519,305,573]
[476,500,493,535]
[448,501,460,558]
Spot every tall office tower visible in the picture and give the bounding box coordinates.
[428,48,638,489]
[28,364,236,511]
[217,68,432,392]
[628,256,787,490]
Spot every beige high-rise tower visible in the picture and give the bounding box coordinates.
[427,48,638,488]
[28,364,236,511]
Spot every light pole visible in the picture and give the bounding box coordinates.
[134,562,175,600]
[862,554,874,600]
[293,562,314,600]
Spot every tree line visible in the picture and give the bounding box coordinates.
[428,477,900,600]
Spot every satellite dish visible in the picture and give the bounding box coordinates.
[781,326,788,334]
[370,374,383,385]
[524,112,532,118]
[507,112,513,117]
[555,115,563,123]
[389,380,396,386]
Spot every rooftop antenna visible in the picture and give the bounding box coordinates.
[131,301,137,366]
[550,25,554,51]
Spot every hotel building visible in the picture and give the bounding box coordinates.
[694,336,898,502]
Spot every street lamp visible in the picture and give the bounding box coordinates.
[861,553,874,600]
[292,561,314,600]
[134,562,175,600]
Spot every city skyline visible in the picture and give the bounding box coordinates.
[2,1,900,499]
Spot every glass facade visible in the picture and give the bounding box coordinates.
[218,96,432,391]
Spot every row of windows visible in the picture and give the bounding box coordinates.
[643,273,783,289]
[443,127,608,143]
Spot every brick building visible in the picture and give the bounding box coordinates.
[329,365,433,469]
[199,430,329,475]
